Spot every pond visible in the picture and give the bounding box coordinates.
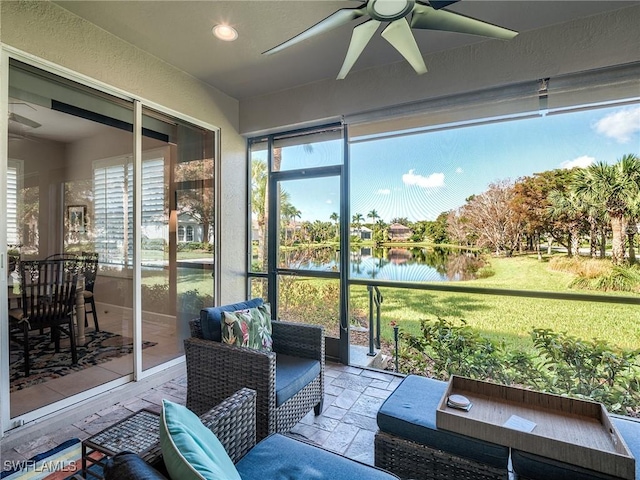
[279,246,486,282]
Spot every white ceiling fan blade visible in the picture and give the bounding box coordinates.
[411,4,518,40]
[337,19,381,80]
[263,7,366,55]
[381,18,427,75]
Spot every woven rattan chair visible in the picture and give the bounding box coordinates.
[184,300,324,441]
[105,388,400,480]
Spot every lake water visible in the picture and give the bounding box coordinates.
[280,246,484,282]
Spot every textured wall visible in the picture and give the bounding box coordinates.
[239,4,640,135]
[1,1,247,303]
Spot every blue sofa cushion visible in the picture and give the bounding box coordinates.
[104,451,169,480]
[200,298,264,341]
[235,433,398,479]
[275,354,321,407]
[376,375,510,469]
[511,415,639,480]
[614,416,640,480]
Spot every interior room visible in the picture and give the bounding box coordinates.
[0,1,638,479]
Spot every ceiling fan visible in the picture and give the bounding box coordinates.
[263,0,518,79]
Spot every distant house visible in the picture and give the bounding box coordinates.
[388,223,412,241]
[350,225,372,240]
[178,212,205,242]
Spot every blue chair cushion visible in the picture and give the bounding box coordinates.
[235,433,398,479]
[376,375,510,469]
[275,354,321,407]
[614,416,640,480]
[104,452,169,480]
[200,299,264,341]
[512,415,640,480]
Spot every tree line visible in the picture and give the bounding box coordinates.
[444,154,640,264]
[253,154,639,266]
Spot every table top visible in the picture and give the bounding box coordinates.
[83,409,161,461]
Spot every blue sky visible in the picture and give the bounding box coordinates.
[265,102,640,223]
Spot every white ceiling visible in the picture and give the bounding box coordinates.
[47,1,640,100]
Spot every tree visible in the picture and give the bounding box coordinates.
[572,154,640,265]
[446,209,470,246]
[463,180,525,256]
[367,209,380,223]
[351,213,364,237]
[511,169,574,258]
[367,209,380,242]
[329,212,339,240]
[547,190,587,257]
[390,217,410,226]
[175,158,215,245]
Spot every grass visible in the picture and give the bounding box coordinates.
[349,254,639,352]
[141,250,638,352]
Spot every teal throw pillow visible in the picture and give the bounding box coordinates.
[160,399,241,480]
[221,303,272,351]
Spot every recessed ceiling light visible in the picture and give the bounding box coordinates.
[212,24,238,41]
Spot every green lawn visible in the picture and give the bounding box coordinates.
[349,255,639,352]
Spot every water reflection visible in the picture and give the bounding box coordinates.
[280,245,486,282]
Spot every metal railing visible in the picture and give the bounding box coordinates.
[366,285,383,356]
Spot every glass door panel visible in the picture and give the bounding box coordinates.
[275,175,341,344]
[7,59,134,417]
[141,109,215,370]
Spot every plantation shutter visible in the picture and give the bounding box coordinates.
[6,161,19,245]
[94,155,165,266]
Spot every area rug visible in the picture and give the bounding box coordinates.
[10,330,156,392]
[0,438,83,480]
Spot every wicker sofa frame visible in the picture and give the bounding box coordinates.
[375,431,508,480]
[185,318,324,441]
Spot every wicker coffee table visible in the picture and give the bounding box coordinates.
[82,409,161,479]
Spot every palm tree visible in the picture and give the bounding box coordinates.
[351,213,364,238]
[367,209,380,223]
[572,154,640,265]
[547,190,585,257]
[251,160,268,267]
[330,212,339,239]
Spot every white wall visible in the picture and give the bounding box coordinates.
[0,1,248,303]
[239,4,640,135]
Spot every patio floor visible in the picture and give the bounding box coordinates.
[1,362,404,471]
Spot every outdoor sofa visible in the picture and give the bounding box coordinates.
[376,375,640,480]
[104,388,399,480]
[184,298,324,441]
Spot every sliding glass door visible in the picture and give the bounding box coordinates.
[5,60,135,419]
[1,58,217,430]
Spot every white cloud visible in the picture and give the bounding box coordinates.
[455,167,464,174]
[376,189,391,195]
[561,155,595,169]
[593,106,640,143]
[325,199,332,204]
[402,170,445,188]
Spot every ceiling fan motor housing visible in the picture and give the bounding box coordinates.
[367,0,416,21]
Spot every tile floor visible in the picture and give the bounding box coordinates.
[1,362,404,472]
[9,307,185,417]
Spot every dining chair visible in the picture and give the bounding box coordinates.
[8,258,79,377]
[80,252,99,331]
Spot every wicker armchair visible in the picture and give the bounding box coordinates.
[105,388,399,480]
[184,300,324,441]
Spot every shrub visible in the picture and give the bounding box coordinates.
[177,241,212,252]
[398,317,640,417]
[532,329,640,413]
[142,238,166,251]
[570,265,640,293]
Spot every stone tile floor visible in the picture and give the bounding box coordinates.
[1,362,404,472]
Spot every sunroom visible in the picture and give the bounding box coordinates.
[0,1,638,477]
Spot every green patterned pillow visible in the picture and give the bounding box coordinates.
[221,304,272,351]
